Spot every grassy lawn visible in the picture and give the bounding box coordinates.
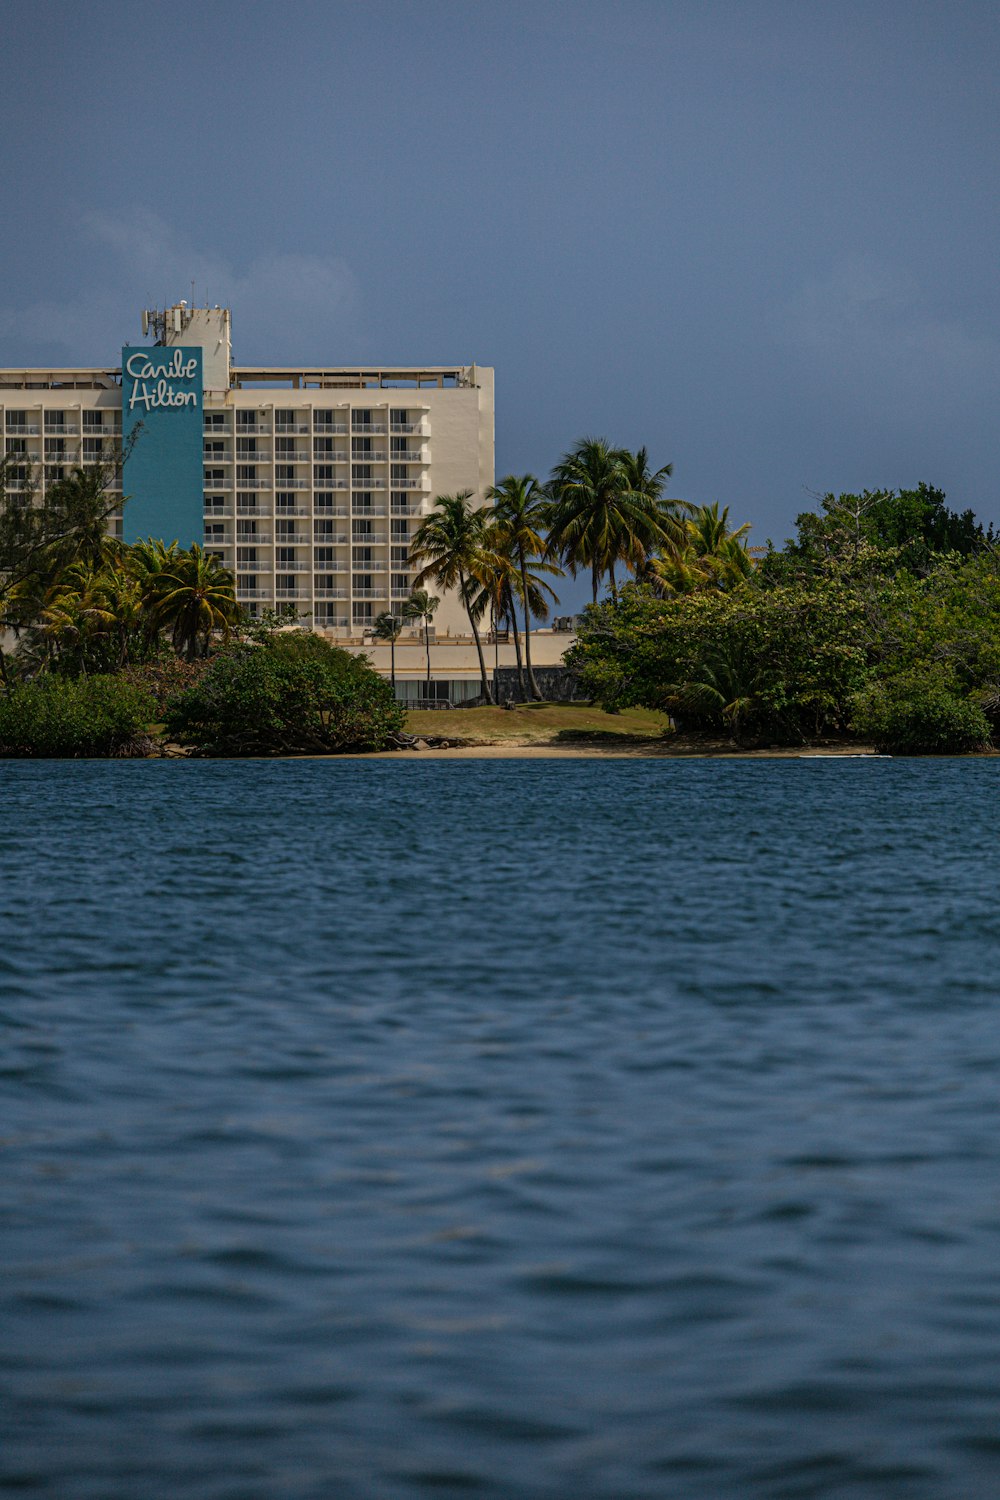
[404,702,670,744]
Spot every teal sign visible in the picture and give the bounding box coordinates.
[121,345,203,547]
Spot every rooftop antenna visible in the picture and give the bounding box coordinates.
[191,279,196,307]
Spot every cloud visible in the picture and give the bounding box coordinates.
[780,257,1000,409]
[0,210,360,364]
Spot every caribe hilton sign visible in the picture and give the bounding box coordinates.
[124,348,199,411]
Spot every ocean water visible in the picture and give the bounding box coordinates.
[3,757,1000,1500]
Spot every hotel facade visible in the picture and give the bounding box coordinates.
[0,304,495,648]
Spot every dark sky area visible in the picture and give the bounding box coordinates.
[3,0,998,608]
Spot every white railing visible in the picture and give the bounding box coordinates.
[274,505,311,517]
[234,478,269,490]
[314,477,349,490]
[5,424,39,434]
[390,448,427,462]
[313,530,348,543]
[204,479,231,492]
[235,559,270,572]
[204,532,233,544]
[390,503,422,515]
[351,449,387,462]
[313,422,348,434]
[44,424,78,434]
[275,588,310,599]
[351,422,386,434]
[352,587,388,599]
[352,506,387,518]
[316,614,349,627]
[352,477,386,489]
[313,449,349,462]
[315,587,348,599]
[274,422,309,433]
[203,451,232,462]
[204,506,233,518]
[274,450,310,462]
[391,587,412,599]
[352,558,386,570]
[274,477,310,490]
[236,531,272,544]
[237,588,273,599]
[235,449,272,461]
[352,532,385,544]
[314,506,348,517]
[390,422,429,435]
[236,504,269,516]
[314,562,348,573]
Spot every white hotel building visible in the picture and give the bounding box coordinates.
[0,304,495,646]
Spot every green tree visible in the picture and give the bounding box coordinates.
[372,610,404,695]
[486,474,562,700]
[402,588,439,697]
[547,437,674,603]
[146,544,241,661]
[165,636,404,755]
[410,492,495,704]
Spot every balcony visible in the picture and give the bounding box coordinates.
[313,422,348,435]
[315,587,348,599]
[203,450,232,462]
[390,502,422,516]
[235,449,272,462]
[391,587,413,599]
[352,505,387,518]
[236,504,270,516]
[352,587,389,599]
[314,476,349,489]
[351,421,386,434]
[274,505,311,517]
[352,478,386,490]
[390,422,429,435]
[275,588,311,600]
[204,531,233,545]
[204,479,232,492]
[389,476,425,490]
[313,530,348,544]
[274,422,309,434]
[315,614,348,628]
[44,424,78,435]
[351,532,385,545]
[314,505,348,517]
[389,448,427,463]
[351,558,386,571]
[274,477,310,490]
[204,505,234,518]
[235,559,270,573]
[350,449,386,462]
[314,562,348,573]
[274,450,310,463]
[237,587,273,599]
[312,449,349,462]
[236,531,273,544]
[272,559,310,571]
[5,424,39,434]
[234,478,269,491]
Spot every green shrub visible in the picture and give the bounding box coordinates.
[852,672,991,754]
[164,637,404,755]
[0,674,157,757]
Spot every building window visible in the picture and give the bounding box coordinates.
[204,412,226,431]
[352,547,373,565]
[314,547,335,565]
[391,520,409,540]
[352,465,372,484]
[353,602,373,624]
[276,547,296,565]
[314,520,334,539]
[391,545,409,565]
[314,465,334,483]
[392,573,409,592]
[315,492,336,511]
[352,409,373,430]
[236,466,257,484]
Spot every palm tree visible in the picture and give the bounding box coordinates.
[372,610,403,696]
[147,544,241,661]
[474,517,561,702]
[547,437,672,603]
[410,491,495,705]
[642,504,756,596]
[619,447,690,566]
[486,474,561,700]
[402,588,439,698]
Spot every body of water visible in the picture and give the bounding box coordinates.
[3,758,1000,1499]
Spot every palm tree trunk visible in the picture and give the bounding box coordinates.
[507,596,526,700]
[424,618,431,694]
[518,545,542,701]
[460,568,494,704]
[390,636,396,695]
[592,558,600,604]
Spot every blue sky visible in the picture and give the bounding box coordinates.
[3,0,999,606]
